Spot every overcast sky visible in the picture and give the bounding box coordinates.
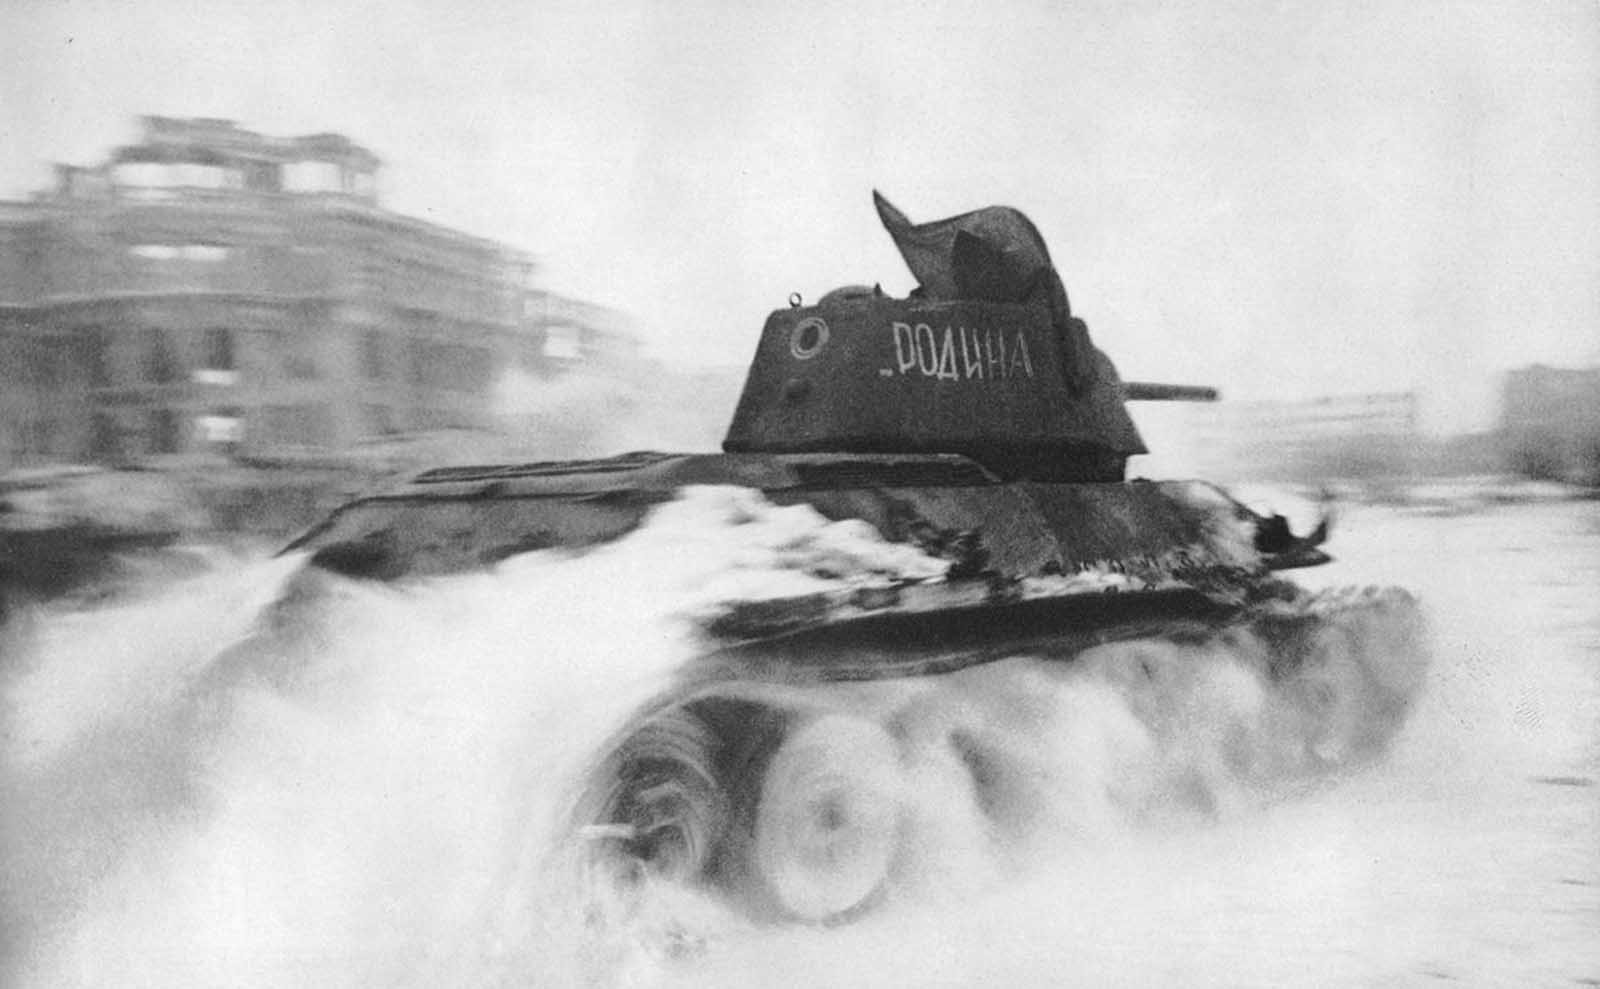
[3,0,1597,432]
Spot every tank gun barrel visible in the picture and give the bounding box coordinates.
[1120,382,1220,403]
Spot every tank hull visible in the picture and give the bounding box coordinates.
[287,451,1288,589]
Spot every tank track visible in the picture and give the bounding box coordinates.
[572,583,1426,926]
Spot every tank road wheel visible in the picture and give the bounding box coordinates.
[751,715,904,922]
[589,708,727,886]
[1287,612,1380,767]
[1289,586,1426,765]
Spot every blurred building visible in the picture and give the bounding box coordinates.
[0,115,633,468]
[1195,391,1422,483]
[520,289,640,379]
[1498,365,1600,484]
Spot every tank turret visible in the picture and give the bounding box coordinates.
[726,192,1212,482]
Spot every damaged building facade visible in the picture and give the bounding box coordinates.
[1189,391,1423,484]
[1499,364,1600,485]
[0,116,634,467]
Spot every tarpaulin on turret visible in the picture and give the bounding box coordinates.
[873,191,1068,313]
[873,191,1100,400]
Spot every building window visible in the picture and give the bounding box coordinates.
[193,328,239,386]
[264,403,332,446]
[142,328,180,383]
[130,244,181,261]
[414,407,452,430]
[149,408,181,454]
[363,403,394,436]
[183,245,230,262]
[445,345,492,392]
[175,163,227,189]
[283,160,344,193]
[362,331,386,380]
[408,337,427,385]
[80,328,110,387]
[24,339,58,388]
[130,243,228,262]
[202,328,235,370]
[284,306,322,379]
[90,413,119,459]
[196,408,243,447]
[113,162,182,199]
[113,161,169,188]
[267,328,320,381]
[245,160,282,193]
[18,416,53,456]
[286,346,319,380]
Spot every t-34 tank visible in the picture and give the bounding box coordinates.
[284,192,1423,925]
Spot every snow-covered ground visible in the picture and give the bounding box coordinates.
[1,488,1595,988]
